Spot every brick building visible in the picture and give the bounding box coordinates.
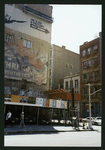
[49,45,80,90]
[80,37,102,118]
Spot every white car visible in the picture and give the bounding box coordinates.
[94,117,101,125]
[82,117,95,125]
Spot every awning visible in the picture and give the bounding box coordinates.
[44,89,81,101]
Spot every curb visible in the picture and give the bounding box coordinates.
[4,129,96,135]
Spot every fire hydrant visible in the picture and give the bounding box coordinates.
[83,122,85,129]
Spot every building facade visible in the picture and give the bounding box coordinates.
[64,72,80,94]
[49,45,80,90]
[63,73,80,118]
[80,37,102,118]
[4,4,53,98]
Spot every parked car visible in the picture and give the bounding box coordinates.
[82,117,95,125]
[94,117,101,125]
[25,115,36,123]
[40,119,51,125]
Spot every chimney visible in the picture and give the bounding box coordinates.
[62,45,66,49]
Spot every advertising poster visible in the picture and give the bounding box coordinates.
[49,99,53,107]
[11,95,21,103]
[36,98,43,106]
[64,101,67,109]
[46,99,50,107]
[60,101,64,108]
[53,99,56,108]
[56,100,61,108]
[43,98,47,107]
[28,97,36,104]
[20,96,28,103]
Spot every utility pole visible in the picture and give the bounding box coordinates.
[86,83,101,130]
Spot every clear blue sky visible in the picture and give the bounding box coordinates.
[50,5,102,54]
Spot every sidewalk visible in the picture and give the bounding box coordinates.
[4,124,95,135]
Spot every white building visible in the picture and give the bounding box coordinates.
[64,72,80,94]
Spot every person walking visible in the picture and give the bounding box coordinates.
[18,112,25,128]
[5,110,13,128]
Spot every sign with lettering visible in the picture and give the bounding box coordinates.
[30,18,49,34]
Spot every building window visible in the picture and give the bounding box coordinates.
[75,79,78,88]
[82,74,87,82]
[81,50,86,57]
[49,69,52,76]
[88,60,92,67]
[93,45,98,52]
[93,57,98,66]
[70,80,73,89]
[94,86,98,97]
[24,39,31,48]
[50,59,52,66]
[83,87,87,98]
[65,81,68,89]
[82,61,87,69]
[87,48,91,55]
[93,71,99,80]
[50,51,52,58]
[5,33,14,43]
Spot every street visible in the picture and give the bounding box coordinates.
[4,125,101,147]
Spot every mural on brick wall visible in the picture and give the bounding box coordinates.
[4,27,48,86]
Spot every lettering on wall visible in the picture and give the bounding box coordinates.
[30,18,50,34]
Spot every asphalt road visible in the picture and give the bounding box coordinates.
[4,126,101,147]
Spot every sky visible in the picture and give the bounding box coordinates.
[50,5,102,54]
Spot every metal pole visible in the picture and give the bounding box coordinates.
[37,107,39,125]
[88,83,93,130]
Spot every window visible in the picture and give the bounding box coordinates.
[94,86,98,97]
[93,57,98,65]
[5,33,14,43]
[88,60,92,67]
[87,48,91,55]
[50,51,52,58]
[81,50,86,57]
[82,61,87,69]
[82,74,87,82]
[65,81,68,89]
[70,80,73,89]
[75,79,78,88]
[83,87,87,98]
[93,71,99,80]
[50,59,52,66]
[49,69,52,76]
[24,40,31,48]
[93,45,98,52]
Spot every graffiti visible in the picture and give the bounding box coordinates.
[5,14,27,24]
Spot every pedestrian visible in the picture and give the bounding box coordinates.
[18,112,25,128]
[5,110,13,128]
